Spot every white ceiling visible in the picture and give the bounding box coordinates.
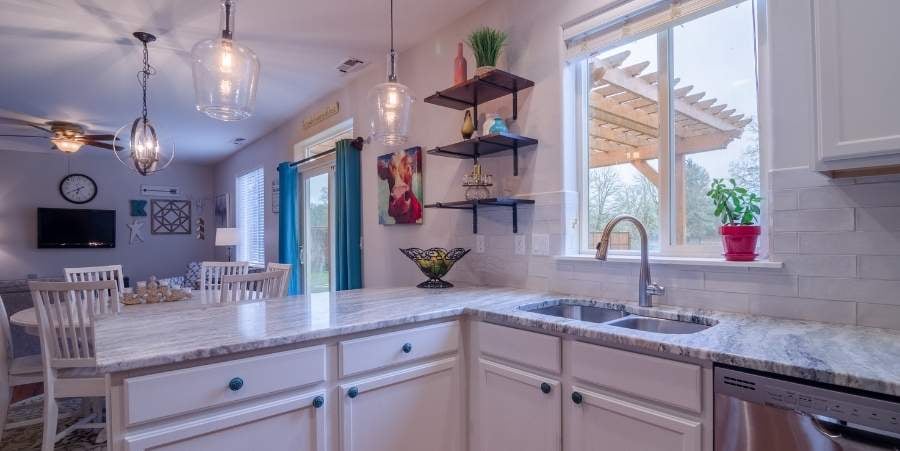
[0,0,487,163]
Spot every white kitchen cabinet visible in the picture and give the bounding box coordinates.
[122,391,327,451]
[812,0,900,173]
[340,357,462,451]
[566,386,701,451]
[471,358,561,451]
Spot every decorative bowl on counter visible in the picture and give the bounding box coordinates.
[399,247,471,289]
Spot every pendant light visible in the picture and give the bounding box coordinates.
[114,32,175,176]
[191,0,260,121]
[368,0,413,146]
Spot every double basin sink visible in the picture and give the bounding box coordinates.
[519,301,712,334]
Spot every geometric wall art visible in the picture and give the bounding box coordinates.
[150,199,192,235]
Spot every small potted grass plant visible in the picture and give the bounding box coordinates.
[707,178,762,261]
[467,27,508,76]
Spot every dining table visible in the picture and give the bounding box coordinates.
[9,289,224,335]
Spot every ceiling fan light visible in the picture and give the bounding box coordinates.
[51,138,84,153]
[191,0,260,121]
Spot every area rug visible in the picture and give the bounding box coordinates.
[0,396,103,450]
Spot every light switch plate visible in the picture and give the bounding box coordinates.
[475,235,486,253]
[514,235,526,255]
[531,234,550,256]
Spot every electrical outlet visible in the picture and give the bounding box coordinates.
[475,235,486,253]
[514,235,526,255]
[531,234,550,256]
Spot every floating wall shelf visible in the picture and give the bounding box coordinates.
[424,69,535,130]
[424,198,534,234]
[426,133,538,176]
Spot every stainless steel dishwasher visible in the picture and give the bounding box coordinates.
[715,366,900,450]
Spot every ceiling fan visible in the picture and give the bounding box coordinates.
[0,117,122,153]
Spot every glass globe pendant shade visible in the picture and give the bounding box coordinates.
[369,81,413,147]
[369,51,413,146]
[113,118,175,176]
[192,0,259,121]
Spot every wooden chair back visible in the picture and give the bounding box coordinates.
[200,261,250,292]
[64,265,125,295]
[266,262,292,297]
[219,271,286,303]
[28,280,119,368]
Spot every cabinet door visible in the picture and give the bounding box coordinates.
[123,391,327,451]
[340,357,461,451]
[814,0,900,164]
[472,358,561,451]
[566,386,701,451]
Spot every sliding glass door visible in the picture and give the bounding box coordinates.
[302,162,334,293]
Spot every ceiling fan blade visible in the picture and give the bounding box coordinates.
[81,134,116,141]
[85,141,123,151]
[0,134,48,138]
[0,117,52,134]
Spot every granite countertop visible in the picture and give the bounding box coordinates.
[92,286,900,397]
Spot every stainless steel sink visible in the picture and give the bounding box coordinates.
[606,316,710,334]
[520,302,628,324]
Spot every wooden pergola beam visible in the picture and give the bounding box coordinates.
[589,131,740,167]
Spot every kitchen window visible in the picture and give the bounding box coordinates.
[236,167,265,266]
[568,0,761,256]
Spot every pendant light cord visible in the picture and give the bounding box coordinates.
[388,0,397,81]
[136,40,156,123]
[223,0,233,39]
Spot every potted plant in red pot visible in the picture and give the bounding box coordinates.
[707,178,762,261]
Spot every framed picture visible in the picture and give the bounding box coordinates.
[214,193,230,228]
[150,200,191,235]
[377,146,423,225]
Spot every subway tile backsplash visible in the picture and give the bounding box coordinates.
[462,167,900,330]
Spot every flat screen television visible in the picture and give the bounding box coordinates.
[37,208,116,248]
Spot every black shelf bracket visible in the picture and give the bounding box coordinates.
[425,198,533,234]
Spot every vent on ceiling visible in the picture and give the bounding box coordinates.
[232,137,247,145]
[336,58,366,74]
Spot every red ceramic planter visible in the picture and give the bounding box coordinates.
[720,225,761,261]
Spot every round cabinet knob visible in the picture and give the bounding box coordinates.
[402,343,413,353]
[571,391,583,404]
[348,387,359,398]
[312,396,325,408]
[228,377,244,391]
[540,382,552,394]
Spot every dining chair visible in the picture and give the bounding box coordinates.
[64,264,126,297]
[266,262,292,297]
[219,271,286,303]
[0,295,44,440]
[200,261,250,293]
[29,280,119,451]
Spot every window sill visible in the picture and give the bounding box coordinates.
[555,254,783,269]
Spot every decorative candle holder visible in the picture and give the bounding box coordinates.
[463,164,493,200]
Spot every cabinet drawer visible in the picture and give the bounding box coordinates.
[124,346,326,426]
[339,321,459,377]
[569,341,701,413]
[477,322,561,374]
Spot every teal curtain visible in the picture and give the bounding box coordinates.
[335,139,362,290]
[277,162,302,295]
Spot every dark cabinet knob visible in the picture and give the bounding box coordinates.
[228,377,244,391]
[312,396,325,408]
[571,391,583,404]
[541,382,552,394]
[402,343,413,353]
[348,386,359,398]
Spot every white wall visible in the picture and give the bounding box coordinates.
[213,0,900,330]
[0,149,215,282]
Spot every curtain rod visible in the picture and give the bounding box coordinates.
[288,136,365,168]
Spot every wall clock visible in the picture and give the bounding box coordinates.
[59,173,97,204]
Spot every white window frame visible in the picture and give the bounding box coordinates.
[571,0,767,258]
[293,118,354,162]
[235,167,266,267]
